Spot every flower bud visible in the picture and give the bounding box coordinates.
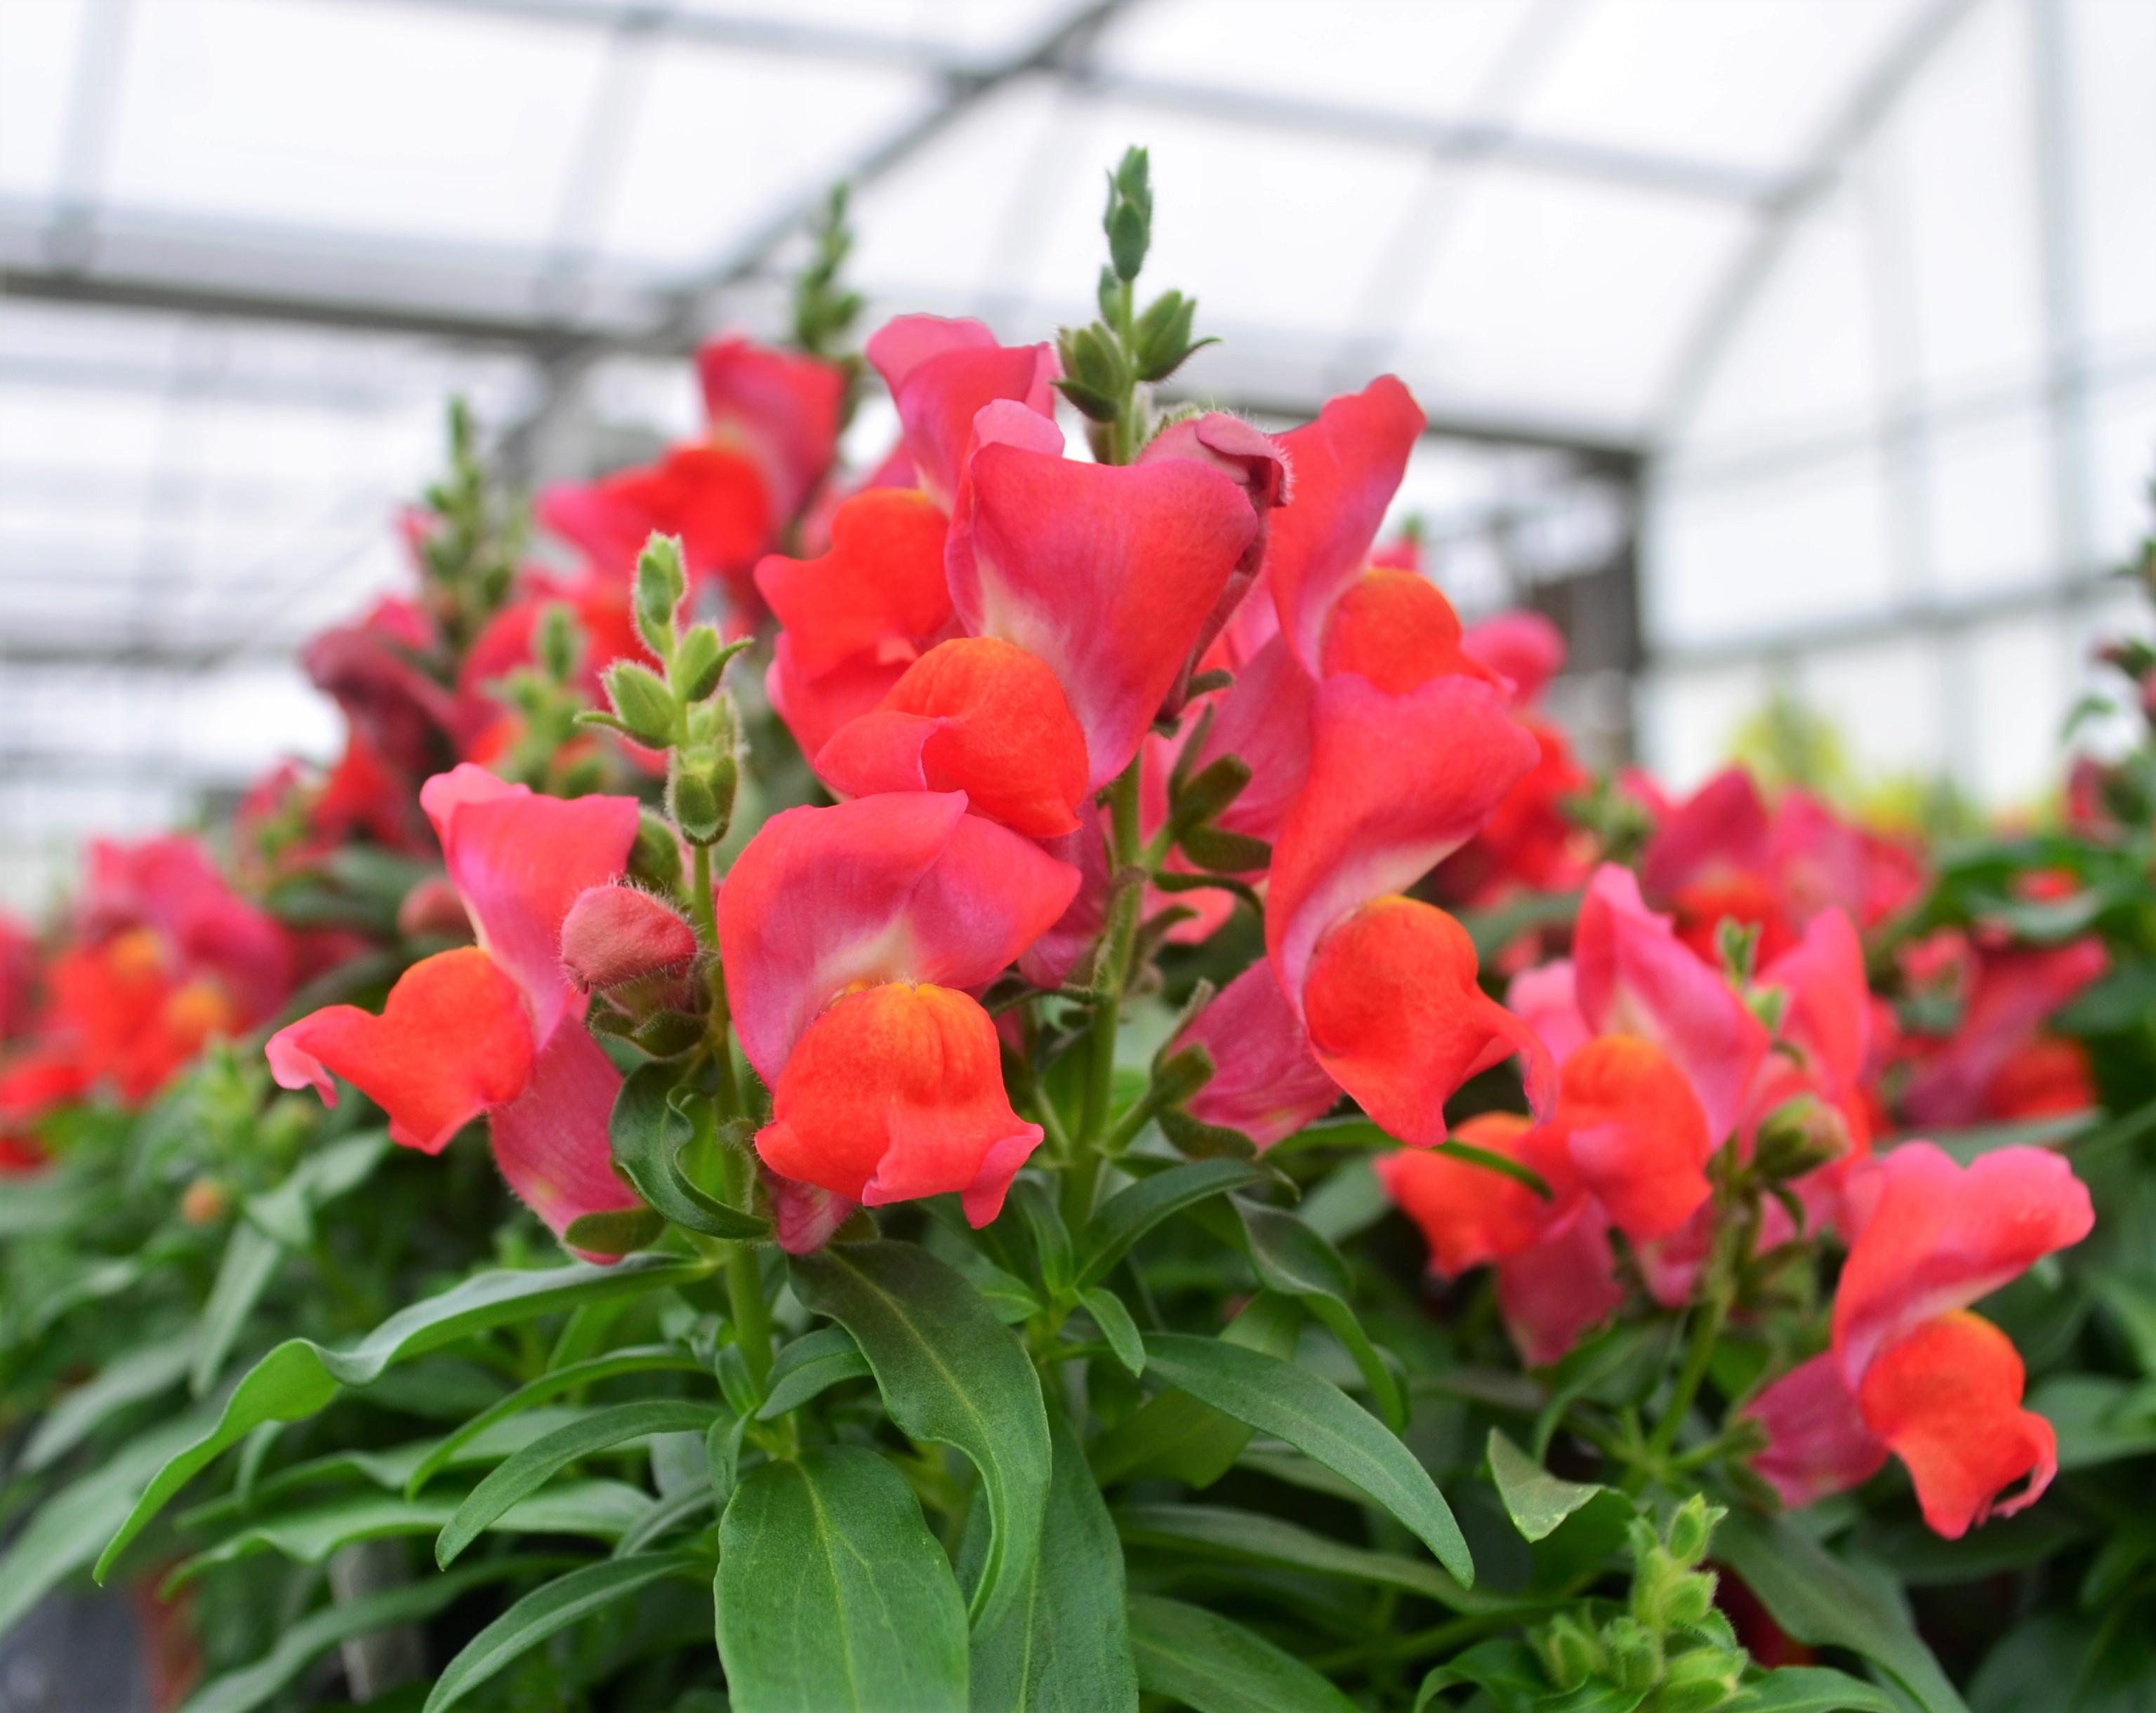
[634,534,687,655]
[671,623,732,703]
[1603,1617,1663,1693]
[1664,1494,1721,1567]
[1653,1646,1745,1712]
[604,659,680,748]
[1753,1094,1852,1182]
[180,1177,229,1226]
[668,744,738,847]
[397,875,473,943]
[560,885,699,995]
[1533,1613,1604,1691]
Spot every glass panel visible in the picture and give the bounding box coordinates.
[2068,0,2156,355]
[0,0,86,199]
[1924,402,2057,593]
[105,0,607,248]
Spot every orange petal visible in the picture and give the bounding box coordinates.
[1858,1311,2057,1540]
[755,982,1042,1226]
[1319,569,1504,695]
[753,488,953,683]
[265,947,534,1153]
[1375,1112,1556,1276]
[1558,1035,1714,1243]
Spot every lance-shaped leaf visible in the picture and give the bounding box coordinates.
[191,1223,285,1397]
[717,1446,968,1712]
[758,1326,871,1420]
[1089,1293,1301,1488]
[1078,1159,1271,1286]
[22,1342,192,1474]
[1115,1504,1500,1613]
[789,1242,1050,1632]
[1714,1510,1970,1713]
[425,1552,703,1713]
[1127,1595,1359,1713]
[1139,1334,1472,1585]
[95,1253,710,1581]
[406,1346,707,1496]
[965,1408,1139,1713]
[437,1399,723,1566]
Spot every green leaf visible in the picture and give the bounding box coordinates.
[790,1241,1050,1632]
[612,1064,771,1240]
[759,1325,871,1418]
[1295,1160,1390,1243]
[1127,1594,1359,1713]
[1115,1504,1497,1613]
[1735,1666,1904,1712]
[22,1340,192,1473]
[0,1408,217,1638]
[563,1207,668,1255]
[437,1399,722,1566]
[1414,1638,1554,1712]
[1080,1286,1146,1377]
[1078,1159,1271,1286]
[717,1446,969,1712]
[1139,1333,1472,1585]
[1714,1509,1969,1713]
[1089,1293,1301,1488]
[173,1560,539,1713]
[96,1253,708,1581]
[1010,1178,1074,1293]
[172,1481,647,1585]
[1486,1429,1606,1542]
[425,1552,701,1713]
[2030,1374,2156,1469]
[614,1483,716,1556]
[406,1346,706,1496]
[1212,1199,1406,1431]
[192,1221,284,1396]
[967,1409,1139,1713]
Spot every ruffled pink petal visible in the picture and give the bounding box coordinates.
[1743,1350,1891,1509]
[1832,1142,2095,1378]
[1900,940,2109,1127]
[1639,767,1773,901]
[947,442,1258,789]
[1175,960,1341,1149]
[1759,906,1870,1095]
[1014,805,1111,991]
[1497,1201,1624,1367]
[717,793,1078,1085]
[1462,610,1566,705]
[1263,378,1425,673]
[1201,633,1316,845]
[1267,671,1537,1007]
[864,315,1057,512]
[1573,864,1768,1144]
[419,765,641,1045]
[766,1172,859,1255]
[488,1021,640,1257]
[695,336,847,522]
[1507,960,1591,1064]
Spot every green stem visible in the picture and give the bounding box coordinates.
[690,842,743,1119]
[1644,1288,1729,1466]
[718,1141,772,1391]
[1071,761,1145,1177]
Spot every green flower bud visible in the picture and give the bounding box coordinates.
[1648,1645,1745,1712]
[536,600,583,684]
[671,622,734,703]
[1603,1617,1664,1693]
[1753,1094,1853,1182]
[669,744,736,846]
[1534,1613,1605,1691]
[634,534,687,656]
[604,660,680,748]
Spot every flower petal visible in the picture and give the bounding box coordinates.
[1262,377,1424,671]
[1743,1350,1891,1510]
[1175,960,1341,1149]
[419,765,640,1045]
[1267,672,1537,1006]
[718,793,1078,1084]
[864,315,1057,512]
[1557,1035,1714,1243]
[1858,1312,2058,1539]
[1573,863,1767,1144]
[753,487,953,685]
[696,336,847,523]
[265,946,534,1153]
[1497,1201,1624,1367]
[948,442,1257,788]
[1318,570,1504,695]
[488,1019,640,1254]
[754,982,1042,1226]
[816,637,1090,838]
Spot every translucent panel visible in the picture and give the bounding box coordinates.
[1648,453,1893,649]
[2069,0,2156,353]
[1519,0,1922,173]
[1395,170,1753,432]
[1637,662,1770,793]
[1964,613,2070,805]
[0,0,86,198]
[1883,0,2046,392]
[599,43,932,270]
[849,79,1066,308]
[1014,99,1429,349]
[1792,635,1945,781]
[2085,371,2156,562]
[1095,0,1534,119]
[1676,183,1878,447]
[1924,404,2056,593]
[105,0,606,247]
